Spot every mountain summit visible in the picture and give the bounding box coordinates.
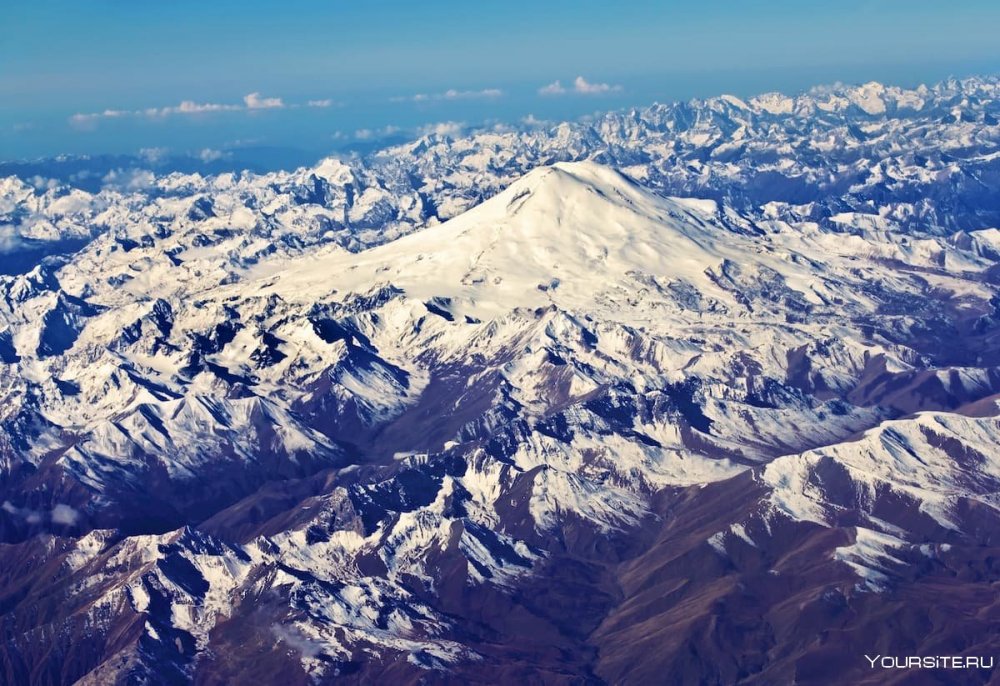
[254,161,727,316]
[1,151,1000,683]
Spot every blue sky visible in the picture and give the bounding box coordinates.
[3,0,1000,164]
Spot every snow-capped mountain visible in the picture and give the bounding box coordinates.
[5,76,1000,275]
[2,78,1000,685]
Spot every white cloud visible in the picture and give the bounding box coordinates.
[572,76,623,95]
[0,500,80,526]
[138,101,242,118]
[307,98,334,108]
[538,80,567,96]
[68,114,95,129]
[392,88,503,103]
[102,168,156,191]
[0,224,25,254]
[187,100,236,114]
[139,147,169,164]
[69,109,131,128]
[71,100,237,125]
[244,92,285,110]
[197,148,229,163]
[539,76,623,96]
[353,125,401,140]
[70,92,290,126]
[272,625,324,659]
[29,176,58,191]
[443,88,503,100]
[162,100,241,116]
[51,504,80,526]
[418,121,465,137]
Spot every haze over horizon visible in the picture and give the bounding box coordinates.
[4,0,1000,165]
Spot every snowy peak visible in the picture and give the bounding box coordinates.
[256,161,727,318]
[3,78,1000,684]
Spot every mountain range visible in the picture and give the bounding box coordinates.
[2,77,1000,684]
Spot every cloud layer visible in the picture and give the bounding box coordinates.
[243,92,284,110]
[538,76,623,96]
[70,91,306,126]
[340,120,467,142]
[391,88,503,103]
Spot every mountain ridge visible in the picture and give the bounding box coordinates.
[1,78,1000,683]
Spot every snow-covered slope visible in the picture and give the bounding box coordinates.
[252,163,731,318]
[2,80,1000,685]
[4,76,1000,287]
